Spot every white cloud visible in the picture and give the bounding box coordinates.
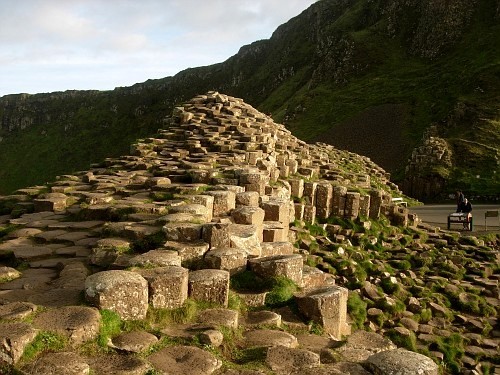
[0,0,316,96]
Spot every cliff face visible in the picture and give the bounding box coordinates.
[1,0,499,200]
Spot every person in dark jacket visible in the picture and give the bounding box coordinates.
[460,198,472,213]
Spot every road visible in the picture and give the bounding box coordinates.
[409,204,500,232]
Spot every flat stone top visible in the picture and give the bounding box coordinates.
[188,269,230,282]
[148,345,222,375]
[0,266,21,281]
[88,354,151,375]
[169,204,209,215]
[249,254,303,264]
[128,250,181,267]
[344,330,396,353]
[22,351,90,375]
[33,306,101,332]
[136,265,188,279]
[95,237,131,249]
[0,321,37,340]
[296,285,347,299]
[85,270,147,295]
[365,348,439,375]
[197,308,238,328]
[205,247,247,256]
[110,330,159,353]
[0,301,37,320]
[243,329,298,348]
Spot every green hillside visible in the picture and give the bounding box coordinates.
[0,0,499,200]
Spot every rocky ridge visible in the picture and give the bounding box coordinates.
[0,92,497,374]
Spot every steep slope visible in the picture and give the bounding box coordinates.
[0,0,499,200]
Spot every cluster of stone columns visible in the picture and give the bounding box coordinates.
[1,91,410,341]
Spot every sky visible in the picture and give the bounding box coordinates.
[0,0,317,97]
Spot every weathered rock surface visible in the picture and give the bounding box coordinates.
[266,345,321,374]
[365,348,439,375]
[85,270,149,320]
[188,269,230,307]
[0,322,38,364]
[0,91,497,374]
[135,266,188,309]
[295,285,350,340]
[244,329,299,348]
[33,306,100,346]
[148,345,222,375]
[109,330,159,353]
[22,352,90,375]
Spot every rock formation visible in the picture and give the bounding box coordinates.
[0,92,497,374]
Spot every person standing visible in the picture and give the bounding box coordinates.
[459,197,473,230]
[455,190,465,213]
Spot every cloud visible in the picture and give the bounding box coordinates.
[0,0,316,95]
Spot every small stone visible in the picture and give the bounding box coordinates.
[89,354,151,375]
[399,317,419,331]
[199,329,224,347]
[0,266,21,282]
[110,331,158,353]
[197,308,239,329]
[244,329,298,348]
[244,310,282,327]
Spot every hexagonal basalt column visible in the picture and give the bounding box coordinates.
[204,247,248,275]
[315,183,333,219]
[235,191,260,207]
[344,192,360,219]
[332,185,348,217]
[260,199,290,226]
[135,266,188,309]
[248,254,303,285]
[188,269,230,307]
[262,221,288,242]
[231,206,265,226]
[205,190,236,217]
[85,270,149,320]
[295,285,350,340]
[202,222,231,248]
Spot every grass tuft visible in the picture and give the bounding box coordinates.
[21,331,67,362]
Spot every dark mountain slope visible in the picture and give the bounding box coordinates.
[0,0,499,200]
